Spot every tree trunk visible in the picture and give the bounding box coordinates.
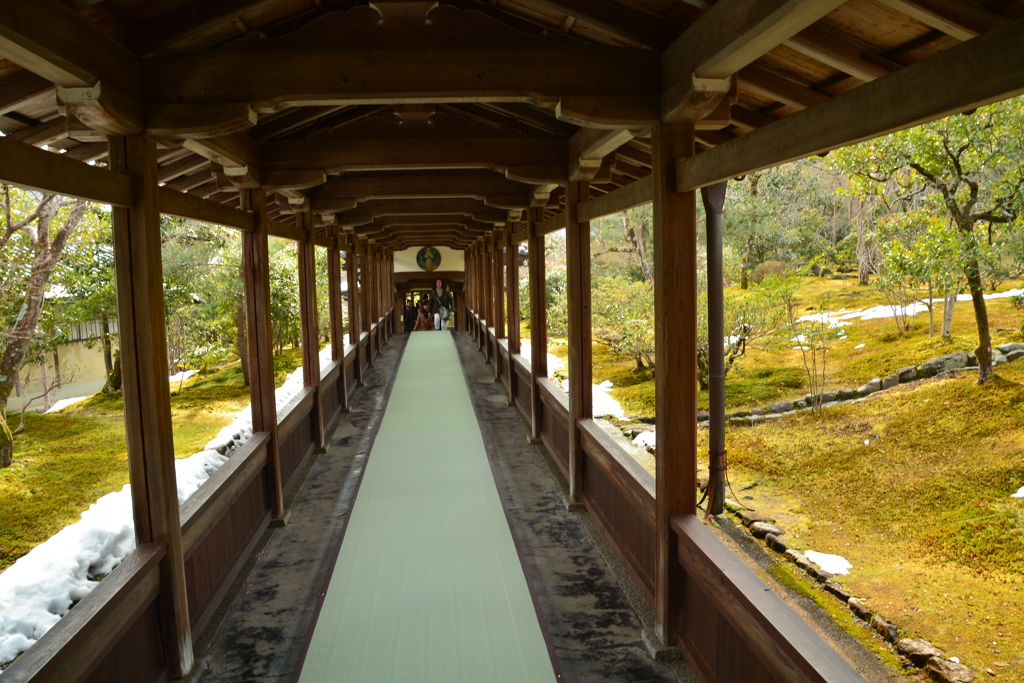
[739,240,750,290]
[101,318,113,377]
[927,280,934,338]
[965,256,993,384]
[941,290,957,337]
[0,408,11,468]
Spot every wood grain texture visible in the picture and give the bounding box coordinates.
[565,180,591,501]
[0,136,133,206]
[527,208,548,441]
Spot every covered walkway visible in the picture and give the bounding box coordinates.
[187,332,686,683]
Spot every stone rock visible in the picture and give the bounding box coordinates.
[872,615,898,642]
[728,417,749,427]
[785,549,811,570]
[820,268,833,276]
[750,408,767,416]
[808,566,832,584]
[859,377,882,395]
[767,400,794,413]
[765,533,787,552]
[749,522,783,538]
[925,658,975,683]
[1007,349,1024,362]
[837,388,860,400]
[697,411,709,422]
[736,509,774,527]
[794,399,807,409]
[818,392,836,403]
[848,598,871,621]
[897,638,944,667]
[882,374,900,389]
[993,353,1008,365]
[919,352,969,378]
[897,365,919,382]
[747,415,766,426]
[824,581,851,602]
[997,342,1024,355]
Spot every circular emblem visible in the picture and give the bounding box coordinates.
[416,246,441,272]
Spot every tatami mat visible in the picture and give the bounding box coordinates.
[297,332,556,682]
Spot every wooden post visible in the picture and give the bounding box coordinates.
[297,211,324,447]
[566,180,592,502]
[477,239,486,351]
[653,123,698,646]
[108,134,194,677]
[328,228,349,411]
[345,238,363,385]
[505,226,520,404]
[527,208,547,443]
[358,239,374,367]
[240,188,285,520]
[485,235,495,363]
[493,228,505,381]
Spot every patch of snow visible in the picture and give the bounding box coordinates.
[633,431,656,450]
[804,550,852,575]
[854,343,866,349]
[519,343,562,378]
[592,381,624,419]
[43,396,89,414]
[168,369,197,383]
[1011,486,1024,499]
[0,365,310,670]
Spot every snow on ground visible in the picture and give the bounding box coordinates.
[518,343,563,377]
[1011,486,1024,499]
[43,396,89,414]
[633,431,656,451]
[804,550,852,575]
[0,365,310,670]
[168,369,198,384]
[593,380,624,419]
[854,343,866,349]
[801,288,1023,328]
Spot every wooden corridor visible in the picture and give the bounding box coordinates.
[295,332,556,682]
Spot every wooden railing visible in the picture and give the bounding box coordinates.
[1,315,389,683]
[467,311,865,683]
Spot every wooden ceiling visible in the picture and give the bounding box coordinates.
[0,0,1022,250]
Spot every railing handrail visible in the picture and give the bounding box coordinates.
[536,377,569,414]
[277,386,315,440]
[578,418,655,522]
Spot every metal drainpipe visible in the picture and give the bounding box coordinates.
[701,181,728,516]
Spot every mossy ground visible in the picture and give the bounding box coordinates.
[0,352,303,572]
[577,276,1024,678]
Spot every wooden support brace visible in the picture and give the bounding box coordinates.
[653,124,698,647]
[107,134,193,677]
[566,180,592,502]
[327,230,350,411]
[297,212,324,448]
[345,241,363,385]
[240,189,285,520]
[527,208,547,442]
[505,227,520,405]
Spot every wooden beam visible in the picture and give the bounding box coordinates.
[157,187,256,232]
[874,0,1010,41]
[536,211,567,235]
[653,123,697,646]
[0,0,140,92]
[240,189,284,519]
[183,133,259,169]
[784,26,899,82]
[523,0,669,48]
[0,136,133,206]
[334,197,510,222]
[57,82,143,137]
[310,171,534,211]
[565,180,590,502]
[526,208,547,441]
[107,134,193,677]
[262,135,566,174]
[143,45,659,120]
[677,16,1024,192]
[661,0,844,121]
[146,102,257,139]
[569,127,637,181]
[0,70,53,117]
[737,65,829,110]
[9,118,67,147]
[578,174,652,222]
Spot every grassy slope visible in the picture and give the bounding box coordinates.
[714,363,1024,678]
[0,354,302,572]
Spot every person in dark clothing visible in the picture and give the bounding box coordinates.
[404,298,417,333]
[428,279,455,331]
[414,300,433,331]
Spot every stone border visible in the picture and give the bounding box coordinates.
[726,504,980,683]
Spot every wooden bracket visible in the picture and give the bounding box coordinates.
[57,81,143,137]
[663,73,736,124]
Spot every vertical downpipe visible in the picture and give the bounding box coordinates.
[702,181,728,516]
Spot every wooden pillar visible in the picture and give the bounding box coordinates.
[328,229,349,411]
[240,188,285,519]
[358,240,374,367]
[653,123,698,646]
[493,229,505,380]
[566,180,592,502]
[527,208,547,442]
[483,235,494,363]
[505,226,520,404]
[345,239,363,385]
[476,239,486,351]
[108,134,194,677]
[297,212,324,448]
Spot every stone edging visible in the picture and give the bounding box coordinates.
[727,505,987,682]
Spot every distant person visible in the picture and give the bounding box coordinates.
[429,278,454,331]
[414,300,432,331]
[404,298,417,333]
